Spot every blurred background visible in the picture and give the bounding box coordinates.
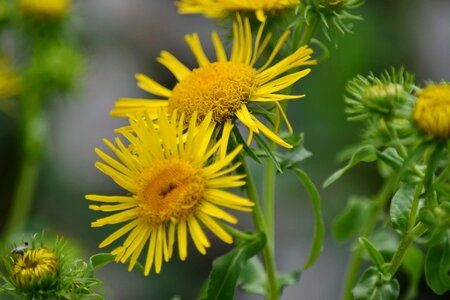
[1,0,450,299]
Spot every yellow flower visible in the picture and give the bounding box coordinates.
[0,58,21,98]
[86,110,253,275]
[112,16,315,148]
[177,0,299,22]
[19,0,70,19]
[413,83,450,139]
[12,248,58,291]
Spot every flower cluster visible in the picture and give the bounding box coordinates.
[88,9,316,276]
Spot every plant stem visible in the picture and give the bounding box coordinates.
[342,177,397,300]
[388,223,428,276]
[242,159,279,300]
[264,158,277,250]
[299,13,320,46]
[3,94,44,238]
[3,161,39,237]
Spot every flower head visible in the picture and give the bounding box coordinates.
[0,57,21,99]
[177,0,299,22]
[19,0,70,19]
[302,0,362,41]
[1,235,102,299]
[413,83,450,139]
[345,68,416,121]
[11,248,58,291]
[112,16,315,148]
[87,110,253,275]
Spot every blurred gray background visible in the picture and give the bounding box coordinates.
[1,0,450,299]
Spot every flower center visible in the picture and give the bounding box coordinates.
[12,248,58,290]
[413,84,450,139]
[168,61,257,123]
[136,158,205,225]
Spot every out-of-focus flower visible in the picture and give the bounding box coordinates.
[413,83,450,139]
[112,16,315,148]
[0,57,21,99]
[345,68,416,121]
[19,0,70,19]
[177,0,299,22]
[86,110,254,275]
[302,0,363,40]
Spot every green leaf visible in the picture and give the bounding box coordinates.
[278,133,312,171]
[353,267,400,300]
[359,237,386,272]
[333,196,373,242]
[239,257,301,296]
[291,168,324,269]
[239,257,266,296]
[231,126,261,164]
[323,145,377,188]
[201,233,266,300]
[89,253,115,270]
[424,231,450,295]
[277,270,301,293]
[253,133,282,173]
[401,246,424,300]
[390,183,416,234]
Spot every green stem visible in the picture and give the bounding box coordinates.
[407,183,423,231]
[299,13,320,46]
[342,177,397,300]
[388,223,428,276]
[222,223,254,241]
[264,159,277,250]
[242,159,279,300]
[3,95,43,237]
[3,161,39,236]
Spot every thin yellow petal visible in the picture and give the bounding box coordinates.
[136,73,171,98]
[185,33,210,67]
[177,220,188,261]
[197,212,233,244]
[98,219,139,248]
[157,50,191,81]
[144,229,157,276]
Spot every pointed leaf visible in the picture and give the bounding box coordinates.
[291,168,324,269]
[202,233,266,300]
[424,231,450,295]
[401,246,424,300]
[253,133,282,173]
[333,196,373,242]
[89,253,115,270]
[390,183,416,234]
[359,237,386,272]
[323,145,377,188]
[353,267,400,300]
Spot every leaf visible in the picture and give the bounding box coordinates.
[359,237,386,273]
[201,233,266,300]
[353,267,400,300]
[231,126,261,164]
[333,196,373,242]
[323,145,377,188]
[389,183,416,234]
[376,147,403,171]
[424,231,450,295]
[401,246,424,300]
[291,168,324,269]
[277,270,301,293]
[253,133,282,173]
[89,253,115,270]
[239,257,301,296]
[239,257,266,296]
[278,133,312,171]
